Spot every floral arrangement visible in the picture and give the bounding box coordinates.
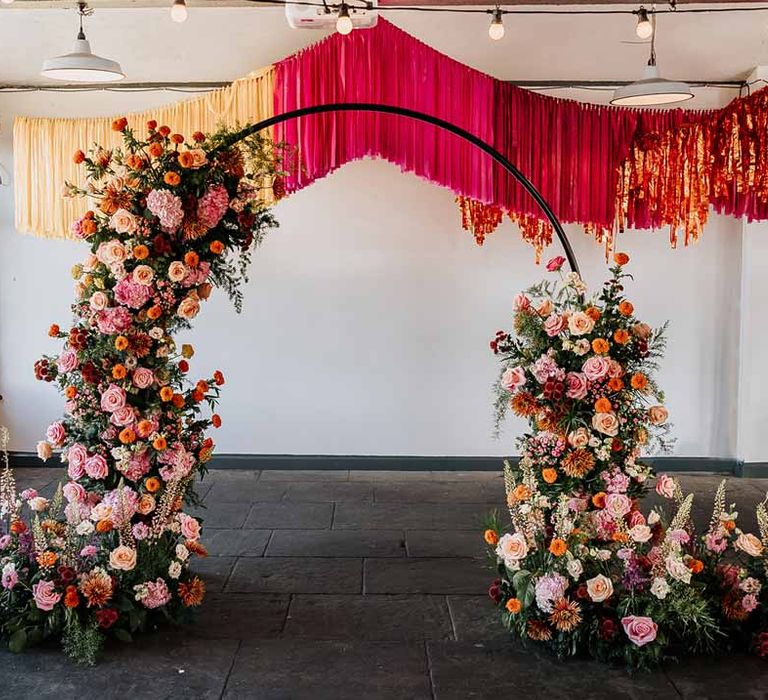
[0,118,282,663]
[485,254,768,669]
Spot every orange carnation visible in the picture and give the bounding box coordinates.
[136,420,153,438]
[213,370,225,386]
[512,484,531,501]
[115,335,129,351]
[614,252,630,266]
[184,251,199,267]
[133,244,149,260]
[212,413,222,428]
[171,133,184,144]
[592,338,610,354]
[191,389,204,403]
[48,324,60,337]
[542,468,558,484]
[112,364,127,380]
[688,558,704,574]
[172,393,186,408]
[147,119,158,131]
[608,377,624,392]
[618,301,634,317]
[111,117,128,132]
[196,380,209,393]
[37,551,58,567]
[81,219,97,235]
[9,520,27,535]
[64,585,80,608]
[484,529,499,546]
[159,386,174,402]
[73,149,86,164]
[119,427,136,444]
[147,305,162,321]
[505,598,522,614]
[585,306,601,321]
[148,142,164,158]
[152,436,167,451]
[96,519,113,533]
[164,171,181,186]
[614,329,630,345]
[210,240,225,255]
[145,477,161,493]
[549,538,567,557]
[630,372,648,390]
[592,492,607,509]
[158,125,171,137]
[65,386,78,399]
[126,154,146,170]
[594,397,612,413]
[178,151,195,168]
[192,131,206,142]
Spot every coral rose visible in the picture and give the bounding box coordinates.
[619,301,634,317]
[109,545,137,571]
[178,513,202,541]
[586,574,613,602]
[592,412,619,437]
[648,405,669,425]
[109,208,137,234]
[568,311,594,336]
[133,264,155,286]
[735,533,764,557]
[501,366,526,393]
[655,474,677,499]
[168,261,187,283]
[621,616,657,647]
[567,427,590,448]
[177,294,201,320]
[496,532,528,566]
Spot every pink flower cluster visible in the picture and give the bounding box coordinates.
[147,189,184,233]
[197,184,229,229]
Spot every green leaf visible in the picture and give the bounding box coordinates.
[112,628,133,643]
[8,629,27,654]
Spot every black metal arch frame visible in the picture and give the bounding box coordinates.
[219,102,579,274]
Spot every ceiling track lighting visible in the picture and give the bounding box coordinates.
[40,2,125,83]
[635,6,653,40]
[488,6,504,41]
[336,2,353,35]
[611,14,692,107]
[171,0,188,23]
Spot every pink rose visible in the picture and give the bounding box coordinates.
[100,384,127,413]
[604,493,632,519]
[132,367,154,389]
[546,256,566,272]
[57,349,79,374]
[655,474,677,499]
[582,356,610,381]
[501,366,526,393]
[110,405,135,427]
[36,441,53,461]
[621,615,658,647]
[84,454,109,480]
[178,513,201,541]
[63,481,87,503]
[565,372,588,400]
[543,314,566,337]
[109,208,137,234]
[32,580,62,612]
[513,294,530,311]
[67,443,88,479]
[46,422,66,446]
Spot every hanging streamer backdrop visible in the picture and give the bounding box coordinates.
[13,20,768,255]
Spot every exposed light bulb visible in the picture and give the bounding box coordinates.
[336,3,353,35]
[635,7,653,40]
[170,0,188,23]
[488,9,505,41]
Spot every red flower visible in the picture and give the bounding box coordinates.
[95,608,119,629]
[158,125,171,137]
[146,119,158,131]
[546,256,566,272]
[192,131,205,142]
[179,360,189,373]
[111,117,128,133]
[599,617,618,640]
[152,235,172,255]
[213,370,225,386]
[488,580,503,604]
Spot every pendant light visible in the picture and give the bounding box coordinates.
[611,14,691,106]
[41,3,125,83]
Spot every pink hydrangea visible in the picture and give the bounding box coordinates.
[102,487,139,526]
[158,442,196,481]
[120,449,151,482]
[147,189,184,233]
[531,354,560,384]
[534,573,568,613]
[137,578,172,609]
[182,261,211,288]
[197,184,229,228]
[113,276,153,310]
[95,306,132,335]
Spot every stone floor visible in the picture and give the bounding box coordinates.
[2,467,768,699]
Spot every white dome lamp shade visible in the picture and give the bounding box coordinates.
[41,3,125,83]
[611,14,692,107]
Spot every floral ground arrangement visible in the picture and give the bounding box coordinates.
[484,255,768,670]
[0,118,282,663]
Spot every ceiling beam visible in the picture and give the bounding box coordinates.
[3,0,768,7]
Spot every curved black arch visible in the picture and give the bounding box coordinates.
[217,102,579,274]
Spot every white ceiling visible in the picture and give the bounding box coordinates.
[0,4,763,107]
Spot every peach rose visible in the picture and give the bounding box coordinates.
[109,208,137,234]
[89,291,109,311]
[501,366,526,393]
[96,239,127,267]
[592,412,619,437]
[568,311,595,336]
[648,405,669,425]
[177,294,200,320]
[735,533,764,557]
[632,323,652,340]
[586,574,614,602]
[537,299,553,316]
[496,532,528,567]
[629,524,653,543]
[109,545,137,571]
[568,426,590,448]
[168,261,187,283]
[133,264,155,286]
[655,474,677,499]
[36,441,53,462]
[137,494,156,515]
[190,148,208,168]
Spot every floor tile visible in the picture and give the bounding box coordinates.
[374,481,500,504]
[334,502,493,530]
[202,528,272,557]
[365,557,490,595]
[204,481,287,503]
[243,502,333,529]
[427,641,680,700]
[258,470,349,481]
[189,555,237,592]
[283,594,453,641]
[430,471,503,482]
[446,596,508,641]
[227,557,363,594]
[224,640,431,699]
[283,481,374,502]
[190,501,252,529]
[348,470,434,482]
[663,652,768,699]
[178,593,290,640]
[405,530,485,558]
[266,529,405,558]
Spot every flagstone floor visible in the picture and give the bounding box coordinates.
[2,467,768,699]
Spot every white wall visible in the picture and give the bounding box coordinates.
[0,91,746,458]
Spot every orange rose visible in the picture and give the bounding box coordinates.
[137,494,156,515]
[152,436,167,451]
[164,171,181,186]
[210,240,225,255]
[585,306,601,321]
[630,372,648,390]
[549,538,567,556]
[145,477,161,493]
[178,151,194,168]
[147,305,162,321]
[172,393,186,408]
[115,335,129,351]
[592,492,606,509]
[133,244,149,260]
[96,519,113,533]
[73,149,86,164]
[212,413,222,428]
[512,484,531,501]
[542,468,558,484]
[618,301,634,317]
[505,598,522,614]
[594,397,612,413]
[159,386,174,402]
[608,377,624,392]
[614,329,630,345]
[148,142,164,158]
[119,428,136,444]
[184,251,199,267]
[484,529,499,546]
[112,364,127,380]
[614,252,630,266]
[592,338,610,354]
[111,117,128,132]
